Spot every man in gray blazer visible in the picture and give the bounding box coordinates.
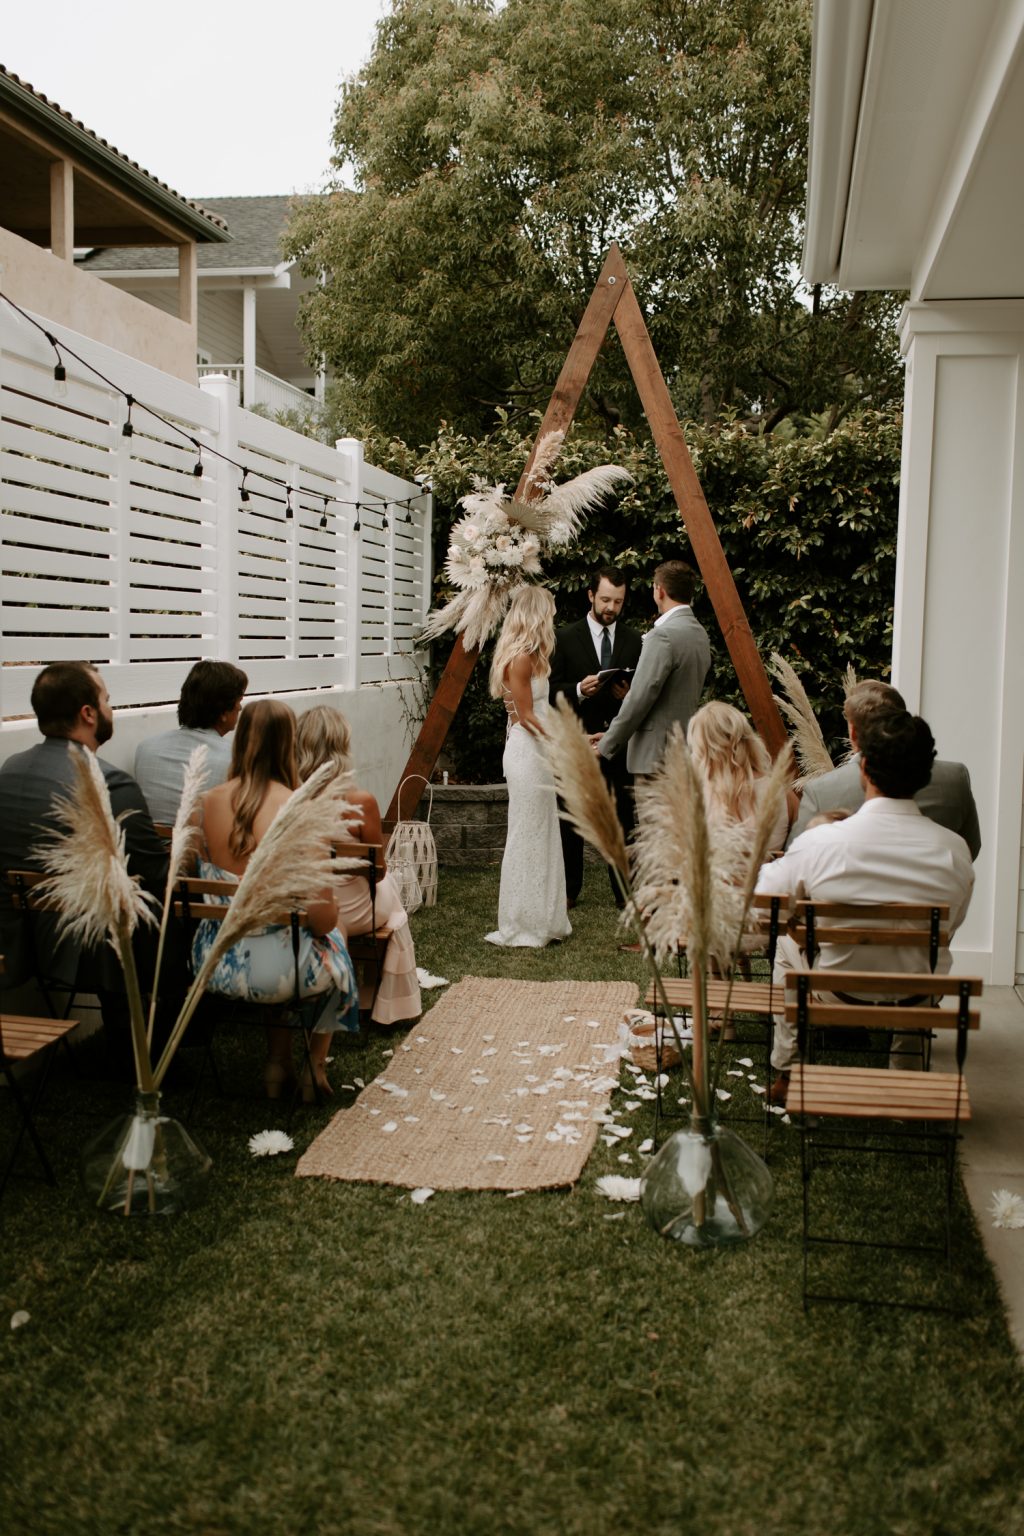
[0,662,170,1074]
[595,560,711,776]
[788,680,982,858]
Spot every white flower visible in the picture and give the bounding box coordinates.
[595,1175,642,1202]
[248,1130,294,1157]
[410,1187,434,1205]
[989,1189,1024,1229]
[10,1310,30,1331]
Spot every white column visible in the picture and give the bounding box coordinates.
[336,437,364,690]
[895,300,1024,983]
[199,372,241,661]
[242,281,257,410]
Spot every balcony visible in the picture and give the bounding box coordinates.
[197,363,322,421]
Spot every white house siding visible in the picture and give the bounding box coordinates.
[199,289,244,367]
[894,302,1024,986]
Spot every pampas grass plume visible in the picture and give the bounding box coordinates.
[767,652,834,780]
[544,698,629,887]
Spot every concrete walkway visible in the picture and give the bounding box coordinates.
[938,986,1024,1353]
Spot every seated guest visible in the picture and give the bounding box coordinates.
[688,701,796,854]
[134,660,248,823]
[0,662,169,1075]
[788,680,981,856]
[295,704,421,1027]
[194,699,359,1100]
[756,708,975,1103]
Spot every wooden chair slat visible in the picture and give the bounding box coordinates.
[783,1002,980,1031]
[786,970,982,997]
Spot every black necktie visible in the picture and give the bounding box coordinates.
[599,627,612,669]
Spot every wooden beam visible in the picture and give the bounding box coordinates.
[612,279,787,756]
[384,246,629,826]
[49,158,74,262]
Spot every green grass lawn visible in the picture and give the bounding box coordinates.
[2,865,1023,1536]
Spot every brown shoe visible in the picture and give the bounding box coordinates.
[768,1072,790,1107]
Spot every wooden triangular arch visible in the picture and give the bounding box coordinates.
[386,244,786,826]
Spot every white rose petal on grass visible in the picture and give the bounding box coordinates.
[716,1089,732,1102]
[248,1130,295,1157]
[639,1138,654,1154]
[354,1076,364,1088]
[623,1101,641,1112]
[416,970,448,989]
[601,1135,618,1147]
[726,1070,744,1079]
[617,1153,634,1164]
[655,1073,670,1089]
[595,1175,642,1202]
[506,1190,526,1198]
[381,1121,399,1134]
[751,1084,767,1096]
[604,1212,627,1221]
[737,1057,754,1068]
[608,1124,632,1140]
[410,1187,434,1205]
[382,1049,394,1058]
[10,1310,30,1331]
[990,1189,1024,1229]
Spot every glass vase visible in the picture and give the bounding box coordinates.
[80,1090,212,1216]
[640,1117,773,1248]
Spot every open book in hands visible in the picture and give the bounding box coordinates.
[595,667,635,686]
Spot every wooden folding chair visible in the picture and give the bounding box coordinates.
[332,840,394,1026]
[172,876,316,1120]
[644,892,790,1143]
[5,869,81,1020]
[0,955,80,1199]
[784,968,982,1311]
[790,901,951,1068]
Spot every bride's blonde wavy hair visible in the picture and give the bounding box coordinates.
[687,700,771,825]
[488,585,556,698]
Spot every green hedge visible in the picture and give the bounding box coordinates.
[367,410,902,782]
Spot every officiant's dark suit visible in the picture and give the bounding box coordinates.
[549,570,643,905]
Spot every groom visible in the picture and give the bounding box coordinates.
[549,566,643,906]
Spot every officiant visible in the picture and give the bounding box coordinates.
[549,566,643,907]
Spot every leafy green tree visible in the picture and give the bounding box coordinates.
[366,408,902,780]
[287,0,903,447]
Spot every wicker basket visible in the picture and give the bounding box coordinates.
[386,775,438,914]
[622,1009,683,1071]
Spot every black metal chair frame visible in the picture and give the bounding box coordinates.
[791,969,977,1313]
[6,870,81,1022]
[173,878,324,1123]
[0,992,81,1200]
[651,893,786,1149]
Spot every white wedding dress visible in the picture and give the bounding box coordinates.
[484,675,571,948]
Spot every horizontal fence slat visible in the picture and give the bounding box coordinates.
[1,417,114,476]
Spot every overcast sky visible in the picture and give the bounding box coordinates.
[3,0,391,199]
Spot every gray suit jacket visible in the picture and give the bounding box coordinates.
[788,753,982,859]
[597,607,711,775]
[0,738,168,990]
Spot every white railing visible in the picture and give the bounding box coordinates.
[196,363,322,420]
[0,306,432,722]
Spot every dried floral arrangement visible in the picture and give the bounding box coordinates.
[419,430,632,651]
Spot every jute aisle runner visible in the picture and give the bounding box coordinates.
[296,976,638,1191]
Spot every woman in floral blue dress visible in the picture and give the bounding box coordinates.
[193,698,359,1100]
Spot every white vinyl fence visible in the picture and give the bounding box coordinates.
[0,302,432,722]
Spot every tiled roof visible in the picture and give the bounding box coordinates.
[79,196,302,272]
[0,65,230,240]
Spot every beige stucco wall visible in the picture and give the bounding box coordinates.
[0,228,197,382]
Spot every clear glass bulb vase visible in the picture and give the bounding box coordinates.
[640,1117,773,1248]
[81,1090,212,1216]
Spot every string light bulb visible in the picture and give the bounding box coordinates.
[320,497,329,530]
[121,394,134,438]
[239,469,250,503]
[191,440,203,478]
[45,331,68,397]
[285,488,293,519]
[353,502,361,533]
[381,506,389,531]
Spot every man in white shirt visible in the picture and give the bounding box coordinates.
[134,660,247,823]
[594,559,710,777]
[756,707,975,1102]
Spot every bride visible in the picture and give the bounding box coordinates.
[484,585,571,947]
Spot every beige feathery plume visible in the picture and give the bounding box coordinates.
[146,743,208,1048]
[521,429,565,496]
[842,664,859,698]
[152,761,356,1087]
[733,743,796,940]
[767,652,835,780]
[631,728,750,972]
[510,464,634,546]
[36,745,158,1089]
[544,698,629,889]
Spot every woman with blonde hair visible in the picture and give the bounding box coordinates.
[295,704,421,1026]
[192,698,359,1101]
[687,700,796,853]
[484,584,571,946]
